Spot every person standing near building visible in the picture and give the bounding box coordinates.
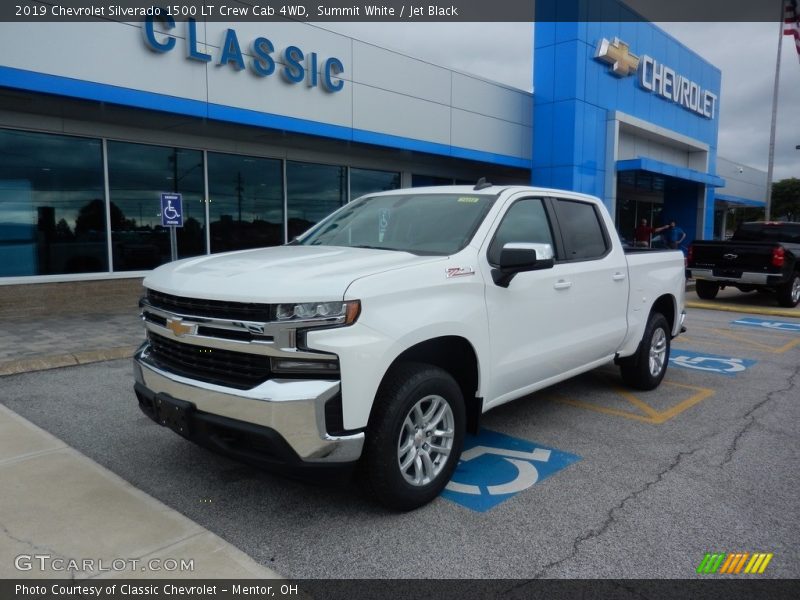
[662,220,686,250]
[633,218,669,247]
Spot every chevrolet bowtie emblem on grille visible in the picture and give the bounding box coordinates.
[166,317,197,337]
[595,37,640,77]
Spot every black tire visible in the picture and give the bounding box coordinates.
[619,312,671,391]
[364,363,465,511]
[777,273,800,308]
[695,280,720,300]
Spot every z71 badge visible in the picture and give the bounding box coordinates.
[446,267,476,278]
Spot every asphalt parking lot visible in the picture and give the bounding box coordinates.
[2,305,798,579]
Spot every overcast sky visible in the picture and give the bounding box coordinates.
[319,22,800,182]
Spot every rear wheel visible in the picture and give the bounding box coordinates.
[620,312,671,391]
[695,280,720,300]
[777,273,800,308]
[364,363,465,511]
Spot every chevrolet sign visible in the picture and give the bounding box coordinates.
[595,37,718,120]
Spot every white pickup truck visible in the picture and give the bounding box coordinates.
[133,184,686,510]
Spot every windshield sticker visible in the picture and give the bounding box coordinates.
[378,208,390,242]
[446,266,476,278]
[458,197,480,203]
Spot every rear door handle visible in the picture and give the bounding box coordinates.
[553,280,573,290]
[612,272,627,281]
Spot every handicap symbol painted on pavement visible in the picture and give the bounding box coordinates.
[441,429,580,512]
[669,349,756,376]
[732,317,800,333]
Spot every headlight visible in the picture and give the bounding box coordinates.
[275,300,360,325]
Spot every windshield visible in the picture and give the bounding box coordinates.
[295,193,497,255]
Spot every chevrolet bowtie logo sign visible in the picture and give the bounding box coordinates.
[166,317,197,337]
[593,36,718,120]
[595,37,640,77]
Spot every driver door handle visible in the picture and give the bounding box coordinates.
[553,280,573,290]
[612,272,627,281]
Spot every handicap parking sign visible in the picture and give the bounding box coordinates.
[669,349,756,376]
[442,429,580,512]
[160,193,184,227]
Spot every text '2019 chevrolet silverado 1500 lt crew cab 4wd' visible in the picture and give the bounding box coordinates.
[687,221,800,308]
[133,184,686,510]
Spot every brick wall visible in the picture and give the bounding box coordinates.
[0,278,144,320]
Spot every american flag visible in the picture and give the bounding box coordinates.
[786,0,800,62]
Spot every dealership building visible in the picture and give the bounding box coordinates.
[0,0,767,287]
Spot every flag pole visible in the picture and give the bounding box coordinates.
[765,1,786,221]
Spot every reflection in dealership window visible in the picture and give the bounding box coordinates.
[411,174,452,187]
[107,142,205,271]
[208,153,284,252]
[0,129,106,277]
[286,161,346,241]
[349,168,400,201]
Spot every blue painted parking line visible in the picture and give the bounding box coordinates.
[669,349,756,376]
[732,317,800,333]
[441,429,580,512]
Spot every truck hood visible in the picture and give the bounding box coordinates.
[144,245,446,303]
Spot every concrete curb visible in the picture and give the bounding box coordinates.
[0,346,138,377]
[0,403,282,579]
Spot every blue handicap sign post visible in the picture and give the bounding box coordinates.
[160,193,183,227]
[160,193,183,261]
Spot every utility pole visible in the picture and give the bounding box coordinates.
[765,2,787,220]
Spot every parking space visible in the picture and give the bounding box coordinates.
[2,305,798,579]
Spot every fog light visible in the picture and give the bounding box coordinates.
[270,358,340,374]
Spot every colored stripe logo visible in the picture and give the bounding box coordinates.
[696,552,773,574]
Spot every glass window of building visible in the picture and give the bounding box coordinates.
[107,142,205,271]
[349,168,400,201]
[412,174,452,187]
[286,161,346,240]
[207,153,283,253]
[0,129,106,277]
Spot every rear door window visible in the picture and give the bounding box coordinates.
[553,199,609,261]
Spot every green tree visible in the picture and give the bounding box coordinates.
[771,178,800,221]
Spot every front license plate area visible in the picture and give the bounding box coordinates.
[154,394,194,436]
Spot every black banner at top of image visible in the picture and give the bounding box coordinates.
[0,0,792,22]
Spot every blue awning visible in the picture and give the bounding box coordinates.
[616,158,726,188]
[715,194,766,207]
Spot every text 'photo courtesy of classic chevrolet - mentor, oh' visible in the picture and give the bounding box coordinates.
[133,182,687,510]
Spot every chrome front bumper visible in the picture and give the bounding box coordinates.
[133,343,364,464]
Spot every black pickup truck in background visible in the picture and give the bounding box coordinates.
[686,222,800,308]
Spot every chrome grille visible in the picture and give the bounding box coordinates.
[146,333,270,390]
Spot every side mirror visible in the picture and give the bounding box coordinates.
[492,243,555,287]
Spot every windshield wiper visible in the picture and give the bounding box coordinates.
[351,244,401,251]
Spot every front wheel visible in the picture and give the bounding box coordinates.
[777,273,800,308]
[619,312,671,391]
[364,363,465,511]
